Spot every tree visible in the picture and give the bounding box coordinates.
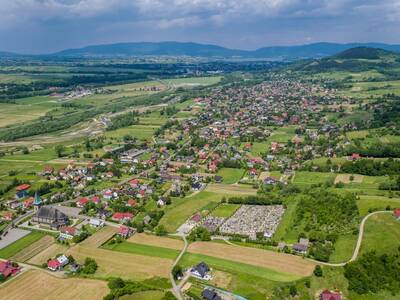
[80,257,98,274]
[108,277,125,290]
[289,285,297,297]
[155,225,167,236]
[313,265,323,277]
[162,291,176,300]
[55,145,66,157]
[172,265,183,279]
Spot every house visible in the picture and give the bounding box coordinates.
[76,197,89,208]
[201,289,222,300]
[117,225,133,239]
[112,212,133,223]
[264,176,278,185]
[349,153,361,161]
[32,206,69,229]
[7,200,22,210]
[69,263,81,273]
[129,179,140,188]
[0,261,21,278]
[157,198,165,207]
[15,184,30,199]
[2,211,14,221]
[293,238,309,254]
[320,290,341,300]
[57,255,69,267]
[47,259,61,271]
[89,218,104,228]
[393,208,400,220]
[126,199,137,207]
[59,226,80,239]
[214,175,223,183]
[190,262,211,280]
[23,197,34,209]
[43,166,54,175]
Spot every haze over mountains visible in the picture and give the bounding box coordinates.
[2,42,400,60]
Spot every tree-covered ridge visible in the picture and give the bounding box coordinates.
[345,251,400,295]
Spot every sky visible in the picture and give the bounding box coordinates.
[0,0,400,54]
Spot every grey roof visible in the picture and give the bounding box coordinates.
[35,206,68,221]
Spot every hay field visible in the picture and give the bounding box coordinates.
[0,270,109,300]
[128,233,183,250]
[67,245,172,279]
[80,226,117,247]
[28,243,69,265]
[205,183,257,195]
[334,174,364,184]
[187,242,315,277]
[10,235,54,262]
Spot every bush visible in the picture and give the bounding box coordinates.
[313,265,323,277]
[80,257,98,274]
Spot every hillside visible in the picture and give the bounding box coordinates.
[2,42,399,59]
[292,47,400,72]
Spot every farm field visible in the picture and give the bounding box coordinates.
[356,195,400,216]
[10,235,54,262]
[0,231,46,259]
[127,233,184,250]
[79,226,116,248]
[215,168,245,184]
[0,269,109,300]
[120,291,165,300]
[67,244,173,279]
[105,124,158,140]
[164,76,221,87]
[204,183,257,195]
[28,243,69,265]
[293,171,336,186]
[187,241,316,277]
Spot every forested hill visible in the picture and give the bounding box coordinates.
[291,47,400,72]
[3,42,400,59]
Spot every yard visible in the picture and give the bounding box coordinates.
[215,168,245,184]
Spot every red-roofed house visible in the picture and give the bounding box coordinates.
[0,261,21,278]
[23,197,34,209]
[117,226,133,239]
[59,226,80,239]
[47,259,61,271]
[349,153,361,161]
[320,290,341,300]
[129,179,140,188]
[15,184,30,199]
[112,212,133,223]
[76,197,89,208]
[393,208,400,220]
[127,199,137,207]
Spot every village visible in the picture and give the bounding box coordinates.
[1,72,400,300]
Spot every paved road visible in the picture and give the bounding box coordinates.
[169,234,188,300]
[309,210,392,267]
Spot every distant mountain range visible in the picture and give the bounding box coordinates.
[2,42,400,60]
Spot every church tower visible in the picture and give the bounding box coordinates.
[33,192,42,211]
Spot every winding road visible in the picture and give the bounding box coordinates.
[309,210,392,267]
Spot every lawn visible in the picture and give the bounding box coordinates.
[0,231,46,259]
[357,195,400,216]
[329,234,357,263]
[360,213,400,255]
[105,125,158,140]
[120,291,165,300]
[159,191,224,232]
[215,168,245,184]
[211,204,240,218]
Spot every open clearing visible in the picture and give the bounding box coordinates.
[187,241,316,277]
[205,183,257,195]
[67,244,173,279]
[128,233,183,250]
[28,243,69,265]
[0,269,109,300]
[10,235,54,262]
[334,173,364,184]
[215,168,245,184]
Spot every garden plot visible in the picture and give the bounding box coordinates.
[334,173,364,184]
[219,205,285,239]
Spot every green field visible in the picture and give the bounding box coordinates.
[210,204,240,218]
[105,125,159,140]
[159,191,224,232]
[102,241,180,260]
[120,291,165,300]
[293,171,336,186]
[215,168,245,184]
[357,195,400,216]
[0,231,46,259]
[360,213,400,255]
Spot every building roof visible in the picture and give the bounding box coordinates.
[47,259,61,269]
[321,290,341,300]
[201,289,222,300]
[35,206,68,221]
[394,208,400,218]
[15,184,30,191]
[193,262,210,277]
[33,192,42,206]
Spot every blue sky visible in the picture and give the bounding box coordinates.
[1,0,399,54]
